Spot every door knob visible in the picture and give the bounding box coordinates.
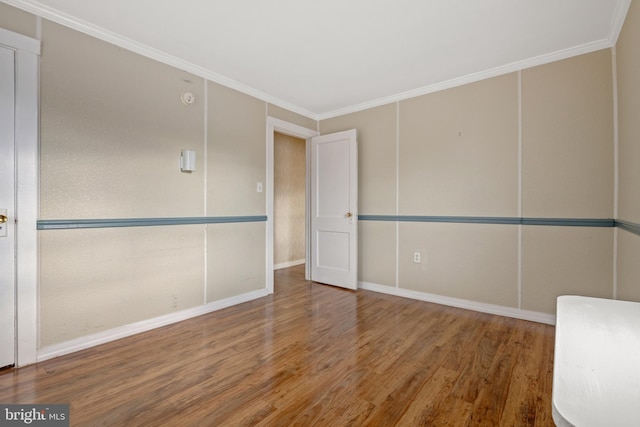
[345,212,352,218]
[0,214,7,223]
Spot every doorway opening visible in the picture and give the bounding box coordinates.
[273,132,307,273]
[266,117,318,294]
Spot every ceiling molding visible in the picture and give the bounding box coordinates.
[2,0,321,120]
[607,0,632,45]
[318,37,614,120]
[2,0,632,122]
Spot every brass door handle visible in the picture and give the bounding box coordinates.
[345,212,352,218]
[0,214,7,223]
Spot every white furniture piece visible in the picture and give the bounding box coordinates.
[553,296,640,426]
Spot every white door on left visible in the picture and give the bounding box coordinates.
[0,45,16,368]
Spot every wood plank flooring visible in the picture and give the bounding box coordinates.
[0,265,556,426]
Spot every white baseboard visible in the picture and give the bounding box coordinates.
[358,281,556,325]
[37,288,269,362]
[274,259,305,270]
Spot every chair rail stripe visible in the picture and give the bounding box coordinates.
[358,215,615,227]
[35,216,640,235]
[37,216,267,230]
[616,219,640,236]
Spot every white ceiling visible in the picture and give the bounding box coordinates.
[4,0,632,119]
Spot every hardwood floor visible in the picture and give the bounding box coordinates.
[0,265,556,426]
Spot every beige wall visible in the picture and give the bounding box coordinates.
[616,0,640,302]
[521,227,613,313]
[274,133,306,266]
[617,230,640,301]
[321,104,397,215]
[207,82,266,216]
[399,223,519,308]
[322,50,615,316]
[358,221,396,287]
[400,73,519,217]
[520,49,615,313]
[38,21,209,346]
[522,50,613,218]
[0,3,37,39]
[40,226,205,347]
[0,10,314,348]
[207,222,266,302]
[40,22,205,220]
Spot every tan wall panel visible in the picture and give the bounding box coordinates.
[359,220,396,287]
[37,21,272,351]
[0,3,37,39]
[268,104,317,131]
[274,133,306,265]
[617,1,640,223]
[39,226,205,347]
[320,103,397,214]
[399,74,519,216]
[617,231,640,302]
[398,222,518,307]
[615,1,640,303]
[40,21,204,219]
[207,222,266,301]
[207,82,266,215]
[521,226,613,314]
[522,50,614,218]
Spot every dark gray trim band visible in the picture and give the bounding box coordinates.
[36,215,638,233]
[359,215,521,224]
[616,220,640,236]
[521,218,615,227]
[358,215,615,227]
[37,216,268,230]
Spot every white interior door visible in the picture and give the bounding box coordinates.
[310,129,357,289]
[0,45,16,368]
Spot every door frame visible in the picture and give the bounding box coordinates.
[266,117,318,293]
[0,28,40,367]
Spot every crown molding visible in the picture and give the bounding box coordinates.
[317,0,632,120]
[3,0,631,122]
[2,0,320,120]
[608,0,632,46]
[317,37,614,120]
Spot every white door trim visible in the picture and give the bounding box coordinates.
[0,28,40,367]
[266,117,318,293]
